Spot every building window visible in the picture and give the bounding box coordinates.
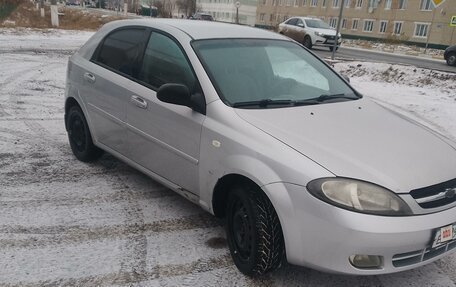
[363,20,374,32]
[398,0,406,9]
[270,14,274,21]
[262,0,267,4]
[379,20,387,33]
[352,18,359,30]
[260,13,265,21]
[279,0,283,5]
[329,17,338,28]
[332,0,339,7]
[342,18,347,29]
[286,0,292,6]
[393,21,403,35]
[356,0,362,7]
[368,0,377,8]
[419,0,432,10]
[322,0,326,7]
[301,0,306,5]
[414,23,430,37]
[344,0,350,7]
[384,0,391,9]
[311,0,318,6]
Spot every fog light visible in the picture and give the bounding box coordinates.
[349,255,383,269]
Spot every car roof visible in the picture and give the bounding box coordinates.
[104,19,286,40]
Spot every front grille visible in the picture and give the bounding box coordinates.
[410,178,456,209]
[324,35,335,40]
[392,240,456,268]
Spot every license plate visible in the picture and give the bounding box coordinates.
[431,224,456,248]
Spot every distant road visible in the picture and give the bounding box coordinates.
[313,47,456,73]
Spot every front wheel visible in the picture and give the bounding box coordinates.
[303,36,312,49]
[226,185,285,276]
[67,106,103,162]
[447,52,456,66]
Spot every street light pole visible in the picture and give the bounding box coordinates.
[331,0,344,60]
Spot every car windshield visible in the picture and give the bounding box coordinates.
[192,39,358,108]
[305,19,331,29]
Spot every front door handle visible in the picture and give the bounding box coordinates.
[130,95,148,109]
[83,72,96,83]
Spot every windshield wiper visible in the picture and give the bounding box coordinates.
[232,99,294,108]
[311,94,360,102]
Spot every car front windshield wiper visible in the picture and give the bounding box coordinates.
[309,93,361,103]
[232,99,294,108]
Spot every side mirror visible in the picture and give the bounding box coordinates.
[297,23,304,27]
[157,83,206,114]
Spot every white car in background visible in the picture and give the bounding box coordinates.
[279,17,341,51]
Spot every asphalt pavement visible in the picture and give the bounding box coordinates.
[313,46,456,73]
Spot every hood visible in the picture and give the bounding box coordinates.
[235,98,456,193]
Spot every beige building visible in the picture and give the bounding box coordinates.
[255,0,456,47]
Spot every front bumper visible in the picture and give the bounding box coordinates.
[314,35,342,47]
[264,182,456,275]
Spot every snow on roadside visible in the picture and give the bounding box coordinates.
[0,28,94,51]
[334,61,456,141]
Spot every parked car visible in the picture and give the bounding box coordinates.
[278,17,341,50]
[191,12,214,21]
[65,19,456,276]
[444,45,456,66]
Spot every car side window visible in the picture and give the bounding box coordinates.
[139,32,196,91]
[95,28,145,77]
[295,19,304,27]
[286,18,298,25]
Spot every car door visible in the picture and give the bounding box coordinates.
[82,27,147,156]
[125,30,205,194]
[295,19,307,43]
[281,18,297,40]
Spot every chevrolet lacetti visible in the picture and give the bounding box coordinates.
[64,19,456,276]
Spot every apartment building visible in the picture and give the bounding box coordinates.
[255,0,456,47]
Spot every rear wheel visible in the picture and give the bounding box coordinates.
[226,184,285,275]
[67,106,103,162]
[447,52,456,66]
[303,36,312,49]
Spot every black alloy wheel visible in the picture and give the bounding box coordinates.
[226,185,285,275]
[67,106,103,162]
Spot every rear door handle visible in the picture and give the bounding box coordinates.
[83,72,96,83]
[130,95,148,109]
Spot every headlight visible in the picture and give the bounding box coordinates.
[307,178,412,216]
[315,31,324,37]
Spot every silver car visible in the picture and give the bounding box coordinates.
[65,19,456,276]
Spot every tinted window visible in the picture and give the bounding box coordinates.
[296,19,304,26]
[139,32,196,90]
[286,18,298,25]
[96,28,145,77]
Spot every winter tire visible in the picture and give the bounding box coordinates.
[67,106,103,162]
[303,36,312,49]
[447,52,456,66]
[226,184,285,276]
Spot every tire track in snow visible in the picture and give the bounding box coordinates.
[0,254,232,287]
[0,213,221,249]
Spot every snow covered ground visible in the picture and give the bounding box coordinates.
[0,28,456,287]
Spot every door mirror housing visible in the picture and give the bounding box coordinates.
[157,83,206,114]
[297,23,304,27]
